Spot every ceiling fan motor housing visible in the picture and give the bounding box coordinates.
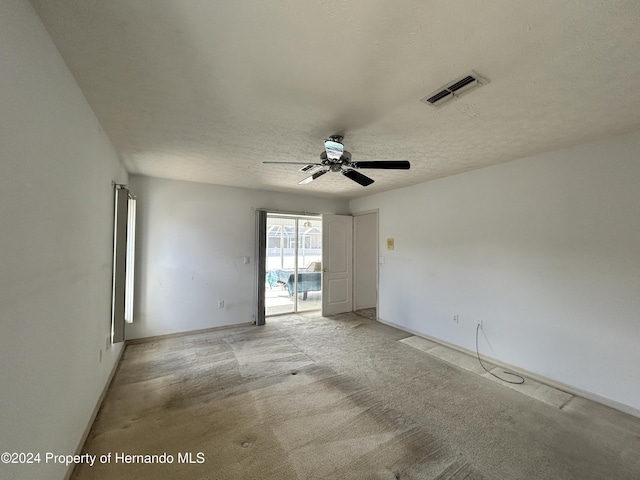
[320,150,351,165]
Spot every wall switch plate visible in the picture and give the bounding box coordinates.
[218,300,225,308]
[243,256,250,265]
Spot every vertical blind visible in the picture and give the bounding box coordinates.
[124,196,137,323]
[111,185,136,343]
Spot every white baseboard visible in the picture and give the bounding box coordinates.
[126,322,254,345]
[64,343,126,480]
[377,316,640,420]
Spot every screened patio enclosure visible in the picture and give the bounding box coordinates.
[265,214,322,316]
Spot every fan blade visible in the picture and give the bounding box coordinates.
[299,164,324,173]
[351,160,410,169]
[298,169,329,185]
[263,161,321,165]
[342,168,374,186]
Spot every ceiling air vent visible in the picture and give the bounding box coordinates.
[421,71,488,107]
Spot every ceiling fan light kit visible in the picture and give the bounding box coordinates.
[264,135,410,187]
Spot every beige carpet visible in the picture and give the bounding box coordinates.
[72,312,640,479]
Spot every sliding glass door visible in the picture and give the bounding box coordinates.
[296,217,322,313]
[265,214,322,316]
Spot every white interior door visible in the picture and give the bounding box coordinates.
[322,214,353,316]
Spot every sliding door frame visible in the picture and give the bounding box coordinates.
[255,210,322,323]
[255,209,267,326]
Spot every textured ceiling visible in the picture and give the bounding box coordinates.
[31,0,640,199]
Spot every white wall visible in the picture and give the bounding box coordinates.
[0,1,128,479]
[350,131,640,415]
[127,175,349,339]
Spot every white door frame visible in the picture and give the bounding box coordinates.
[352,210,379,312]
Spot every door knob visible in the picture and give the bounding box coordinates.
[322,268,328,273]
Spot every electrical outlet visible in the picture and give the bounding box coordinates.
[453,314,459,323]
[478,320,483,330]
[218,300,225,309]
